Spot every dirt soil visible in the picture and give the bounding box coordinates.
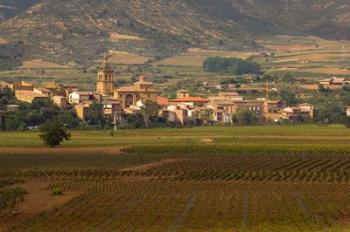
[0,180,82,231]
[121,158,184,172]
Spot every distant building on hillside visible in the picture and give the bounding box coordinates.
[319,77,349,89]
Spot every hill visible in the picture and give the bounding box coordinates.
[0,0,350,67]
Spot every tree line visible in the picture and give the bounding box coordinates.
[203,57,261,75]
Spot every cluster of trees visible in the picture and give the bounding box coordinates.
[203,57,261,75]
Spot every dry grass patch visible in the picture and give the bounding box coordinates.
[156,48,259,66]
[20,59,70,69]
[298,67,350,75]
[109,32,143,42]
[106,51,149,65]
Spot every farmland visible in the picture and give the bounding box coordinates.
[1,125,350,231]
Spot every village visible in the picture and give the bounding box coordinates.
[1,56,349,129]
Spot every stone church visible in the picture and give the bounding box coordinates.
[96,56,158,109]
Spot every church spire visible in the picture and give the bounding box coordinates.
[96,53,114,96]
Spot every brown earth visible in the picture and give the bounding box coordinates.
[0,146,125,155]
[0,180,82,231]
[121,158,184,172]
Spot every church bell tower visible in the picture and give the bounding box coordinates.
[96,55,114,96]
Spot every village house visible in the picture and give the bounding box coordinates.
[52,96,68,109]
[157,96,169,110]
[169,96,209,108]
[319,77,349,89]
[281,103,314,122]
[62,85,78,97]
[0,80,12,90]
[12,81,33,91]
[161,105,189,126]
[74,102,93,122]
[15,90,49,103]
[34,87,52,96]
[113,76,158,109]
[102,101,122,123]
[68,91,94,105]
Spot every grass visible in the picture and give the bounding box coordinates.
[1,125,350,147]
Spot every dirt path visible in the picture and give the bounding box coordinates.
[122,158,184,172]
[0,180,82,231]
[0,146,125,155]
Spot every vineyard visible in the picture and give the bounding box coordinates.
[2,126,350,231]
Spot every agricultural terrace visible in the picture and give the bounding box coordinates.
[2,125,350,231]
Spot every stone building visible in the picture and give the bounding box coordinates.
[96,56,114,96]
[113,76,157,109]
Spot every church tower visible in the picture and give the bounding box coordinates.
[96,55,114,96]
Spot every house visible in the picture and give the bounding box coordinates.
[169,96,209,107]
[281,103,314,122]
[347,106,350,117]
[209,92,243,103]
[319,77,349,89]
[267,100,284,113]
[113,76,158,109]
[161,105,189,126]
[0,81,12,90]
[74,102,93,122]
[42,81,61,91]
[176,89,189,99]
[157,96,169,110]
[103,101,122,123]
[52,96,68,109]
[15,90,49,103]
[12,81,33,91]
[68,91,94,104]
[34,87,52,96]
[233,100,266,118]
[62,85,78,97]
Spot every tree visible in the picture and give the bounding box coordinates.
[280,90,298,106]
[140,100,159,128]
[39,121,70,147]
[235,109,258,125]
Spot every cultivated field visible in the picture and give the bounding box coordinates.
[257,35,350,78]
[2,125,350,231]
[156,48,259,67]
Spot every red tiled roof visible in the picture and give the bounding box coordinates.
[171,97,209,102]
[157,96,169,106]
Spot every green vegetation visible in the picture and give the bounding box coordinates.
[0,188,27,209]
[1,125,350,231]
[203,57,261,75]
[39,120,71,147]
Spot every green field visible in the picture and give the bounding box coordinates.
[2,125,350,231]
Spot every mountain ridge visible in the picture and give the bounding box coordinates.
[0,0,350,67]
